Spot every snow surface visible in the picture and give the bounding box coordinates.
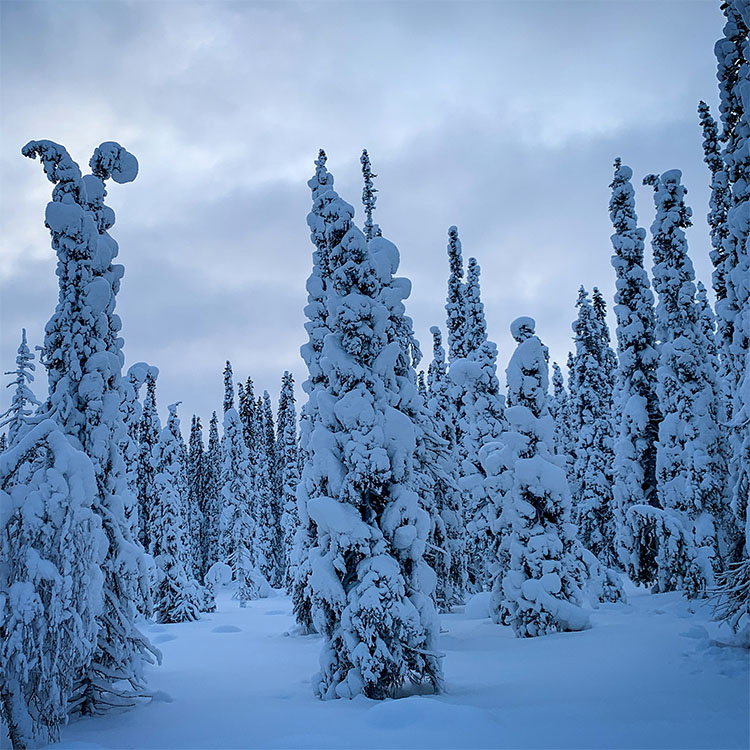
[36,586,749,750]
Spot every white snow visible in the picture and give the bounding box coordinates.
[37,587,749,750]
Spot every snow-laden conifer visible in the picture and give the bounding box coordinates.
[21,141,157,717]
[450,256,505,590]
[608,159,662,578]
[253,393,280,586]
[361,148,380,241]
[1,329,40,446]
[202,411,222,577]
[293,150,336,632]
[187,415,206,579]
[568,287,617,567]
[220,362,262,604]
[151,403,201,623]
[136,370,161,553]
[277,372,300,592]
[1,421,105,747]
[426,326,467,608]
[300,163,441,699]
[644,169,729,592]
[549,362,572,462]
[491,317,589,637]
[445,226,468,361]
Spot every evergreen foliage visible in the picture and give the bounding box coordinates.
[1,329,40,446]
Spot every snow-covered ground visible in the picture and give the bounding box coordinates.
[49,587,748,750]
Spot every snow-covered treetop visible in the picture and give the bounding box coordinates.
[510,316,536,343]
[361,149,381,241]
[464,257,488,356]
[223,361,234,413]
[1,328,40,444]
[445,226,467,360]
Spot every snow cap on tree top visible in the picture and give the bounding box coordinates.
[612,157,633,183]
[510,316,535,342]
[90,142,138,184]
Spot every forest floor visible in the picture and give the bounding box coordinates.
[48,585,749,750]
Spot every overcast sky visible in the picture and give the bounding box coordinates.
[0,0,726,429]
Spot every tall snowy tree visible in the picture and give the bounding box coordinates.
[2,141,155,743]
[568,287,617,567]
[220,362,261,604]
[186,415,206,579]
[151,403,201,623]
[608,159,662,579]
[254,393,280,586]
[644,169,728,593]
[202,411,222,578]
[136,369,161,553]
[292,150,336,632]
[299,163,442,699]
[492,317,589,637]
[1,329,40,446]
[450,255,505,590]
[277,371,300,592]
[549,362,572,462]
[711,0,750,640]
[426,326,467,608]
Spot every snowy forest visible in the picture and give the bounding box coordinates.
[0,1,749,749]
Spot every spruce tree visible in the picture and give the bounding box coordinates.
[644,169,728,592]
[360,148,381,241]
[445,226,468,361]
[3,141,154,743]
[187,415,206,579]
[1,329,40,446]
[253,393,279,586]
[220,362,260,604]
[712,0,750,638]
[568,287,618,567]
[151,403,201,623]
[549,362,572,461]
[426,326,467,608]
[277,372,300,592]
[293,150,336,632]
[450,256,505,590]
[23,141,157,717]
[496,317,589,637]
[137,370,161,552]
[608,159,662,579]
[299,164,441,699]
[202,412,222,577]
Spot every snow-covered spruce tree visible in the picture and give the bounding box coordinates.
[445,226,468,361]
[492,317,589,637]
[220,362,261,604]
[1,329,40,446]
[262,390,285,586]
[711,0,750,641]
[136,369,161,553]
[187,415,206,579]
[292,150,337,632]
[426,325,467,608]
[451,256,506,591]
[360,148,381,241]
[1,421,105,748]
[549,362,572,462]
[608,158,662,581]
[20,141,157,718]
[370,225,457,617]
[253,393,280,586]
[644,169,729,593]
[151,403,201,623]
[119,362,151,544]
[568,287,618,568]
[277,371,301,592]
[202,411,222,577]
[301,172,441,699]
[699,102,734,378]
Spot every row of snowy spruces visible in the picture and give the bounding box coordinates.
[2,2,750,746]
